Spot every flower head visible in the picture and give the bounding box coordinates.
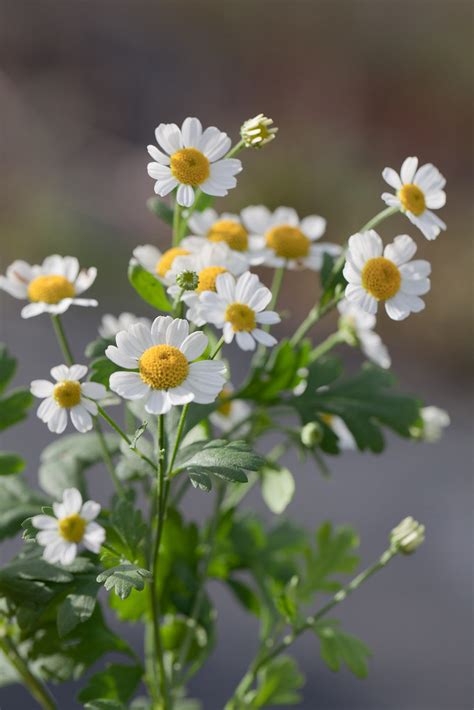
[241,114,278,148]
[417,406,450,442]
[197,271,281,351]
[382,156,446,240]
[187,208,261,262]
[210,385,251,433]
[390,516,425,554]
[31,365,106,434]
[99,313,151,339]
[175,270,200,292]
[106,316,226,414]
[338,299,391,369]
[133,244,193,284]
[32,488,105,565]
[147,117,242,207]
[343,230,431,320]
[0,256,97,318]
[240,206,341,270]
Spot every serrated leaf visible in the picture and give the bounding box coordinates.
[226,578,260,616]
[147,196,174,225]
[189,464,248,484]
[189,470,213,492]
[97,564,151,599]
[314,620,371,678]
[261,465,295,514]
[57,579,99,637]
[249,655,304,707]
[0,452,25,475]
[128,262,172,312]
[177,439,264,475]
[302,522,360,595]
[78,663,142,704]
[0,344,16,394]
[108,498,147,561]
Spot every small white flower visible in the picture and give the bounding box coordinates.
[167,242,248,326]
[187,208,260,262]
[337,299,391,369]
[31,365,106,434]
[147,117,242,207]
[240,205,341,270]
[343,230,431,321]
[210,385,251,433]
[390,516,425,554]
[99,313,151,339]
[32,488,105,566]
[241,113,278,148]
[198,271,281,351]
[419,406,450,442]
[0,255,97,318]
[382,156,446,241]
[321,414,356,450]
[106,316,227,415]
[132,244,197,285]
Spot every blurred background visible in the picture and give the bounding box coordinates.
[0,1,472,708]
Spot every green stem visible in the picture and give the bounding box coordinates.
[360,205,399,232]
[226,547,397,706]
[93,419,125,496]
[225,138,245,159]
[308,331,344,362]
[97,405,156,471]
[167,404,190,476]
[50,315,74,365]
[172,203,182,247]
[0,635,56,710]
[210,335,225,360]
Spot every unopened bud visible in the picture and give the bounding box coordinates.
[241,114,278,148]
[176,270,199,291]
[390,517,425,554]
[301,421,323,448]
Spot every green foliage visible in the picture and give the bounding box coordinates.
[260,464,295,514]
[247,656,305,707]
[0,477,47,541]
[0,343,16,394]
[128,262,172,311]
[239,339,310,403]
[97,564,151,600]
[301,522,360,596]
[89,357,120,388]
[0,389,33,431]
[78,662,143,704]
[0,452,25,476]
[147,196,174,225]
[57,579,99,637]
[314,620,371,678]
[176,439,265,487]
[85,336,113,359]
[107,497,148,562]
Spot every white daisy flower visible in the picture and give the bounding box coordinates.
[240,205,341,270]
[147,117,242,208]
[343,230,431,321]
[187,208,261,262]
[99,313,151,339]
[106,316,227,415]
[419,406,450,442]
[167,241,248,326]
[321,414,355,450]
[0,255,97,319]
[337,299,391,369]
[31,365,107,434]
[198,271,281,351]
[381,156,446,241]
[210,385,251,433]
[32,488,105,566]
[132,244,196,284]
[240,113,278,148]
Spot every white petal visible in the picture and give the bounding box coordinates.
[401,275,431,296]
[384,234,417,265]
[50,365,70,381]
[215,272,236,302]
[81,500,101,521]
[62,488,83,515]
[60,543,77,566]
[252,329,277,347]
[81,382,107,400]
[179,331,208,360]
[181,117,203,147]
[235,331,256,351]
[399,259,431,279]
[347,231,383,269]
[147,145,170,164]
[255,310,280,325]
[168,387,195,406]
[110,372,148,400]
[37,397,57,422]
[201,132,231,161]
[300,215,326,240]
[241,205,272,234]
[74,268,97,295]
[81,398,98,415]
[235,271,260,303]
[37,530,60,545]
[145,389,171,414]
[154,176,179,196]
[400,156,418,184]
[151,315,174,344]
[30,380,54,398]
[47,407,68,434]
[70,405,93,433]
[83,522,105,552]
[382,167,402,190]
[32,515,58,530]
[414,163,446,192]
[165,318,189,347]
[21,302,47,318]
[43,539,69,564]
[155,123,183,155]
[133,245,161,274]
[425,191,446,209]
[345,284,378,314]
[176,184,194,207]
[68,364,88,381]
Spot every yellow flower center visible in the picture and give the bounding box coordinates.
[170,148,210,186]
[265,225,310,259]
[207,220,249,252]
[361,257,401,301]
[216,388,232,417]
[321,413,333,426]
[156,248,190,278]
[197,266,228,293]
[139,345,189,390]
[398,184,426,216]
[27,275,75,304]
[225,303,256,332]
[53,380,82,408]
[58,513,86,543]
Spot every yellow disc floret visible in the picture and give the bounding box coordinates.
[197,266,228,293]
[266,225,310,259]
[27,275,75,304]
[53,380,82,408]
[217,388,232,417]
[398,184,426,216]
[170,148,210,186]
[58,513,86,543]
[207,220,249,251]
[139,345,189,390]
[225,303,256,332]
[156,248,190,278]
[361,257,401,301]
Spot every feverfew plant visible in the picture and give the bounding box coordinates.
[0,115,449,710]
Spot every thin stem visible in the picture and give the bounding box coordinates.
[93,419,125,496]
[210,335,225,360]
[50,315,74,365]
[172,203,182,246]
[97,405,156,471]
[167,404,190,476]
[0,635,56,710]
[225,138,245,159]
[360,205,399,232]
[289,295,341,348]
[308,331,344,362]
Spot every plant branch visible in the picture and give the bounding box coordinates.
[0,635,56,710]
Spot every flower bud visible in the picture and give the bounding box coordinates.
[300,421,323,447]
[176,270,199,291]
[241,114,278,148]
[390,517,425,554]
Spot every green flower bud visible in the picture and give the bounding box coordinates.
[390,517,425,554]
[241,114,278,148]
[176,270,199,291]
[300,421,323,448]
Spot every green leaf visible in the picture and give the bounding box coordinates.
[261,465,295,514]
[0,452,25,476]
[249,655,304,707]
[226,578,261,616]
[0,477,47,541]
[97,564,151,599]
[78,663,142,704]
[108,497,147,561]
[314,620,372,678]
[85,701,125,710]
[85,336,113,359]
[177,439,264,475]
[89,357,120,388]
[188,470,213,492]
[57,579,99,637]
[0,389,33,431]
[128,262,172,312]
[109,586,147,623]
[239,339,311,403]
[147,196,174,225]
[0,344,16,394]
[302,522,359,595]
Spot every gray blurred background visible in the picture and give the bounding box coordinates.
[0,1,472,708]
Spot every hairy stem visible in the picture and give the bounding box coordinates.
[0,635,56,710]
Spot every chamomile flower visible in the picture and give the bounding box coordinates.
[167,242,248,325]
[240,206,341,270]
[240,113,278,148]
[343,231,431,321]
[106,316,226,415]
[418,406,450,442]
[187,208,261,262]
[198,271,280,351]
[147,117,242,207]
[32,488,105,566]
[321,414,355,450]
[337,299,391,369]
[0,255,97,318]
[210,386,251,434]
[99,313,151,339]
[133,244,195,284]
[382,156,446,240]
[31,365,106,434]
